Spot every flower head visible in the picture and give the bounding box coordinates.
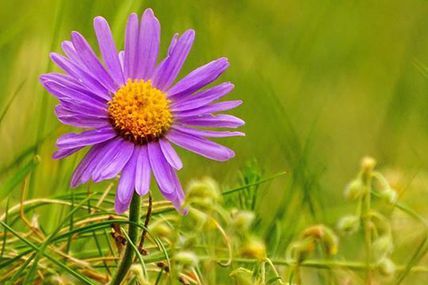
[40,9,244,213]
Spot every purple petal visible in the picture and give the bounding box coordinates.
[147,142,177,198]
[166,128,235,161]
[114,195,132,214]
[40,73,107,102]
[147,142,185,212]
[168,34,179,55]
[135,145,151,196]
[159,138,183,170]
[172,126,244,138]
[136,9,160,80]
[178,114,245,129]
[53,147,82,160]
[80,139,120,184]
[168,58,229,97]
[55,105,109,128]
[152,30,195,90]
[42,80,107,111]
[94,16,125,86]
[50,53,110,100]
[55,102,107,119]
[124,13,139,79]
[91,139,134,182]
[60,103,107,118]
[71,31,117,91]
[56,127,117,150]
[118,50,125,71]
[70,142,109,187]
[169,170,186,213]
[171,82,234,112]
[174,100,243,118]
[117,148,138,204]
[61,41,86,69]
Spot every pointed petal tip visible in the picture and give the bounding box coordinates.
[52,151,61,160]
[143,8,155,17]
[183,29,196,39]
[70,31,81,40]
[128,12,138,21]
[69,179,80,189]
[93,16,107,24]
[60,40,72,50]
[223,81,234,90]
[227,150,236,160]
[218,57,229,65]
[41,79,53,89]
[234,100,244,107]
[39,74,49,84]
[180,207,189,216]
[114,202,128,214]
[93,16,110,30]
[49,52,58,60]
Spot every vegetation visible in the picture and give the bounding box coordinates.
[1,0,428,284]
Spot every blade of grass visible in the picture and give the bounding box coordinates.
[0,221,94,284]
[122,227,148,278]
[395,234,428,285]
[0,249,33,270]
[222,171,287,196]
[24,194,94,284]
[9,252,37,284]
[0,198,9,259]
[0,79,26,125]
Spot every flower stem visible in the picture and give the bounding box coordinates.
[110,192,141,285]
[361,170,373,284]
[138,191,152,255]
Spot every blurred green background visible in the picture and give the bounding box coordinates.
[1,0,428,282]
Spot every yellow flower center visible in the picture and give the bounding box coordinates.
[108,79,173,144]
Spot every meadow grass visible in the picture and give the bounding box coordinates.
[1,0,428,284]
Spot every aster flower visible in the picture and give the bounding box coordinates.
[40,9,244,214]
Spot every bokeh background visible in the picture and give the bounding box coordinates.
[1,0,428,283]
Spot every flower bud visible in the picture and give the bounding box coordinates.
[229,267,254,285]
[231,209,255,232]
[240,237,266,261]
[337,215,360,235]
[149,222,172,240]
[302,225,339,256]
[361,156,376,175]
[130,264,150,285]
[344,178,365,200]
[175,251,199,268]
[372,235,394,260]
[378,258,396,276]
[185,177,221,209]
[379,188,398,204]
[287,239,316,262]
[188,207,208,228]
[31,214,40,230]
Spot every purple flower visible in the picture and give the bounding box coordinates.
[40,9,244,214]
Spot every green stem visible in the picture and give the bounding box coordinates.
[361,172,373,284]
[110,193,141,285]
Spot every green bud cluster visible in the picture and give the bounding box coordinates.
[337,215,360,235]
[339,156,397,279]
[286,224,339,263]
[184,177,222,211]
